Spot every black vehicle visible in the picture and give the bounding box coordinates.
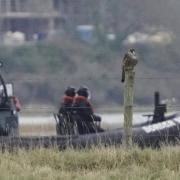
[0,62,19,136]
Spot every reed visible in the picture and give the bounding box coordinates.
[0,145,179,180]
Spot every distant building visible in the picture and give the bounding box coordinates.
[0,0,64,41]
[0,0,114,42]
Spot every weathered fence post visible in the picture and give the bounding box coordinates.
[122,49,138,148]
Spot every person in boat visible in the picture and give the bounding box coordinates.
[57,86,77,134]
[73,86,103,134]
[58,86,76,116]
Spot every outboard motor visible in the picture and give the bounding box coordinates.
[152,91,167,124]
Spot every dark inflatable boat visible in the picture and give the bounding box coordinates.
[67,115,180,149]
[0,111,179,149]
[54,91,178,135]
[0,117,179,149]
[48,91,180,149]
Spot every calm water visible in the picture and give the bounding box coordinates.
[19,111,179,136]
[19,112,152,129]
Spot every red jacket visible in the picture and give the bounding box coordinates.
[73,95,94,113]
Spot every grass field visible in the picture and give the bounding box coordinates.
[0,145,179,180]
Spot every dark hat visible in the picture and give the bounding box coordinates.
[65,86,76,97]
[77,86,89,98]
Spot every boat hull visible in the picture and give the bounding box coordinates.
[0,117,179,149]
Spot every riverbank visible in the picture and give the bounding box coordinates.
[0,146,179,180]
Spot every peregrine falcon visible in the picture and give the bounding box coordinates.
[121,48,137,83]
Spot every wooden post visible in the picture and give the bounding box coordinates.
[122,49,138,148]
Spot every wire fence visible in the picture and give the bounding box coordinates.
[5,74,180,81]
[2,73,180,113]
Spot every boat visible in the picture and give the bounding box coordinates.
[0,116,179,149]
[54,91,179,135]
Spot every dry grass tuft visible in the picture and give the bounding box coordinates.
[0,145,179,179]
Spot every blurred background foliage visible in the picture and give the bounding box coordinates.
[0,0,180,110]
